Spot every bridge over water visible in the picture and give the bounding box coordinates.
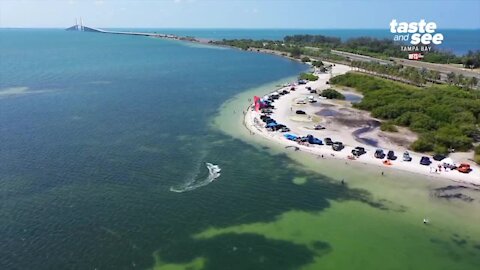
[65,23,177,38]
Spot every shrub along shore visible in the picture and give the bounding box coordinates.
[329,72,480,156]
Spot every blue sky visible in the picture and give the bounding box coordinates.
[1,0,479,29]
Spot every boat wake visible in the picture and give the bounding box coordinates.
[170,162,221,193]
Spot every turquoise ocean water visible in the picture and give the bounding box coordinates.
[0,29,479,270]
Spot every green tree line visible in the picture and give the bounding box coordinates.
[215,35,480,68]
[330,73,480,155]
[351,61,479,88]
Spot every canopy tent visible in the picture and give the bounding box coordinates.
[254,96,261,111]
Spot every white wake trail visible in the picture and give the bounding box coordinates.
[170,162,221,193]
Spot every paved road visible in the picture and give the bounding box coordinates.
[331,50,480,79]
[391,57,480,79]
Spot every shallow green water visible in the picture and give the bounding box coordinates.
[212,78,480,270]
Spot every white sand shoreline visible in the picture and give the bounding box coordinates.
[243,63,480,186]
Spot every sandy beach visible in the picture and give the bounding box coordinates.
[244,63,480,186]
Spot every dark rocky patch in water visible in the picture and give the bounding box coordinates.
[312,241,330,250]
[431,185,480,202]
[376,199,407,212]
[163,233,321,270]
[438,193,474,202]
[452,237,468,246]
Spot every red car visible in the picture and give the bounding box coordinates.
[457,163,471,173]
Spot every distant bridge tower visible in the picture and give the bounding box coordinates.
[66,18,85,31]
[65,19,103,33]
[80,18,84,31]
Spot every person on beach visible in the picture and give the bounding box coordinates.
[381,171,384,176]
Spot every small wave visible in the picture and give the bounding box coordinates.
[0,86,54,99]
[170,162,221,193]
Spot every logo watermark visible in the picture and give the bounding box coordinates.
[389,19,444,59]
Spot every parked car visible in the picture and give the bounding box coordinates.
[261,109,273,114]
[432,154,446,161]
[387,150,397,160]
[283,134,298,141]
[265,123,278,129]
[309,89,317,94]
[374,149,385,159]
[420,156,432,166]
[314,125,326,130]
[296,110,306,115]
[298,79,307,85]
[306,134,323,145]
[265,118,276,124]
[352,146,366,157]
[306,86,312,91]
[332,142,344,151]
[324,137,333,146]
[402,151,412,162]
[457,163,471,173]
[280,127,290,132]
[296,100,307,105]
[261,117,271,123]
[269,124,285,131]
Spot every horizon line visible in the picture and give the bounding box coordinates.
[2,26,480,30]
